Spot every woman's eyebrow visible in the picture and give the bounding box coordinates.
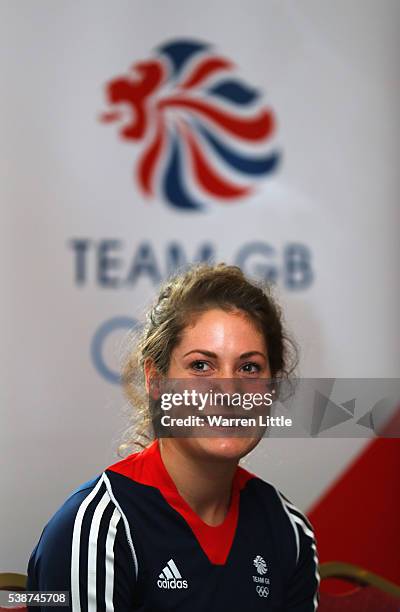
[239,351,267,359]
[183,349,217,358]
[182,350,267,359]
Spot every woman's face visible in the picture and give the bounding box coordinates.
[164,308,271,463]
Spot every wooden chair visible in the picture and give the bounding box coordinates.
[318,562,400,611]
[0,573,27,611]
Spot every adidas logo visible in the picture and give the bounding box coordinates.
[157,558,188,589]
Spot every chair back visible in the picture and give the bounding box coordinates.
[0,573,27,611]
[319,562,400,612]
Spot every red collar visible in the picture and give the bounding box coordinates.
[107,439,254,564]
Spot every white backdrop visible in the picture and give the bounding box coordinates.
[1,0,399,573]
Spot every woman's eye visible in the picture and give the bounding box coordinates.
[240,362,261,374]
[190,360,211,372]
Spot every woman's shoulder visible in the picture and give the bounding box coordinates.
[27,470,140,597]
[28,470,138,578]
[33,473,111,551]
[239,464,313,521]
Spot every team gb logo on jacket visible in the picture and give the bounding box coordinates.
[100,39,281,211]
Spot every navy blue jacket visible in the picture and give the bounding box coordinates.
[28,440,319,611]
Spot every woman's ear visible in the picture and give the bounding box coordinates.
[144,358,157,394]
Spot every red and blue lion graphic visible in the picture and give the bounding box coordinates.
[101,40,280,210]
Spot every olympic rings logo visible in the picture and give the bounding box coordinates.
[256,585,269,598]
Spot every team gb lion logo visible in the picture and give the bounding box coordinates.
[100,39,281,211]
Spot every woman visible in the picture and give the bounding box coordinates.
[27,263,319,611]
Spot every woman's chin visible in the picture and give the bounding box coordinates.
[189,435,260,462]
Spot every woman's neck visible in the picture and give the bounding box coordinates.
[159,440,238,526]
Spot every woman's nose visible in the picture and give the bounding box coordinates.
[211,373,242,398]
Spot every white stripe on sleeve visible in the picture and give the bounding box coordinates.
[71,475,105,612]
[105,506,122,612]
[103,472,139,578]
[87,491,111,612]
[275,490,300,564]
